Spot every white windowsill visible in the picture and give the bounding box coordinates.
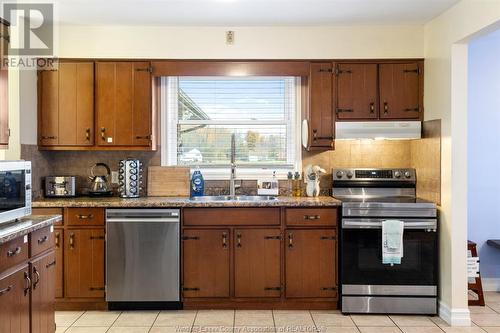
[189,167,296,181]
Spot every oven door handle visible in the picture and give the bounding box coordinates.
[342,219,437,230]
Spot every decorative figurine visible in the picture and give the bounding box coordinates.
[304,164,326,197]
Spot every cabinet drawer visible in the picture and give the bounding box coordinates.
[66,208,104,226]
[285,208,337,226]
[32,208,64,226]
[183,208,280,226]
[30,226,54,257]
[0,236,29,272]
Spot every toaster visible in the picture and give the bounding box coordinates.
[45,176,76,197]
[118,159,143,198]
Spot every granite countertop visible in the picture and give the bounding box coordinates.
[0,214,62,245]
[32,196,341,208]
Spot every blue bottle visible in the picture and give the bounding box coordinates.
[190,170,204,197]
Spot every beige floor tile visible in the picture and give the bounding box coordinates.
[55,327,68,333]
[312,313,356,327]
[399,327,444,333]
[55,311,85,327]
[317,328,360,333]
[273,310,315,329]
[154,310,197,327]
[429,316,451,327]
[487,303,500,314]
[113,311,160,327]
[72,311,121,327]
[107,328,151,333]
[151,328,187,333]
[482,328,500,333]
[469,306,497,314]
[193,310,234,331]
[440,327,487,333]
[311,310,342,314]
[389,315,437,327]
[235,310,274,327]
[350,315,395,327]
[485,293,500,303]
[471,314,500,327]
[357,327,402,333]
[64,327,109,333]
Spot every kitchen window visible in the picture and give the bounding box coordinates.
[161,76,301,179]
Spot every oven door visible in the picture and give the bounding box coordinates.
[341,218,438,295]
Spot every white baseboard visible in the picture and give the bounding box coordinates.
[439,301,471,326]
[481,278,500,292]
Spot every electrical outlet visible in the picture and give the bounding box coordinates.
[111,171,119,184]
[226,31,234,45]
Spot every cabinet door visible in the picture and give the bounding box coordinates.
[96,62,152,146]
[379,63,422,119]
[0,264,30,333]
[31,251,56,333]
[285,229,337,298]
[234,229,281,298]
[0,23,9,147]
[182,229,230,298]
[58,62,94,146]
[64,229,105,298]
[39,70,59,146]
[54,228,63,298]
[309,62,334,149]
[336,63,378,120]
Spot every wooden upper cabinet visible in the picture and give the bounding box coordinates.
[234,229,281,298]
[308,62,334,149]
[379,62,423,120]
[0,21,9,148]
[336,63,378,120]
[182,229,230,298]
[96,61,152,147]
[38,62,94,146]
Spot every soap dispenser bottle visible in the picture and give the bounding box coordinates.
[190,168,205,197]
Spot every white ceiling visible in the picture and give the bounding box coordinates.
[54,0,460,26]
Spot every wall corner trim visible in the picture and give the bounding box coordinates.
[439,300,471,326]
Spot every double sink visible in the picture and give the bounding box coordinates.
[189,195,277,202]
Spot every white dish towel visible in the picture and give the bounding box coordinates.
[382,219,404,265]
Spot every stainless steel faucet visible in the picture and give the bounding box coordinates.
[229,133,238,197]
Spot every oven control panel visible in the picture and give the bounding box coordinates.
[333,168,416,181]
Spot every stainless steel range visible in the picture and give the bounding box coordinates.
[333,168,438,315]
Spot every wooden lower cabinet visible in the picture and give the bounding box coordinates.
[285,229,337,298]
[234,228,281,298]
[182,229,230,298]
[64,228,105,298]
[31,251,56,333]
[0,265,30,333]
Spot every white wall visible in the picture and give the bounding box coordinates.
[467,29,500,287]
[424,0,500,326]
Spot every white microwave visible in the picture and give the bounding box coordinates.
[0,161,32,225]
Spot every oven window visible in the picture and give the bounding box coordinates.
[342,228,437,285]
[0,171,26,212]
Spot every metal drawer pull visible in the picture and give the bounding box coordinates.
[370,102,375,113]
[69,233,75,249]
[135,135,151,140]
[38,235,48,244]
[384,102,389,114]
[321,287,337,291]
[33,267,40,289]
[89,287,105,291]
[264,236,281,240]
[181,236,200,240]
[320,236,336,240]
[46,261,56,268]
[288,233,293,248]
[264,287,281,291]
[304,215,320,220]
[403,68,420,74]
[77,214,93,219]
[336,108,354,114]
[0,285,12,296]
[222,232,228,248]
[90,236,105,240]
[312,129,334,141]
[85,128,91,141]
[182,287,200,291]
[236,233,242,248]
[41,136,57,140]
[24,272,31,295]
[404,107,420,112]
[55,233,60,248]
[100,127,106,141]
[7,247,21,257]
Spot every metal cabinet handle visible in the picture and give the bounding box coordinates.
[100,127,106,141]
[135,135,151,140]
[69,233,75,250]
[304,215,320,220]
[236,233,242,248]
[46,261,56,268]
[77,214,93,219]
[288,233,293,248]
[404,107,420,113]
[41,136,57,140]
[7,247,21,257]
[24,272,31,295]
[383,102,389,114]
[85,128,91,141]
[38,235,48,244]
[312,129,334,141]
[0,285,12,296]
[370,102,375,114]
[32,267,40,289]
[55,232,60,248]
[222,232,228,249]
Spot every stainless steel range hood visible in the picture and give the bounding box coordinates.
[335,121,421,140]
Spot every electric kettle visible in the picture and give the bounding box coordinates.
[88,163,112,196]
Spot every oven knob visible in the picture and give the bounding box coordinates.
[64,190,68,195]
[404,171,411,178]
[336,171,344,179]
[346,171,354,179]
[50,190,55,195]
[394,171,401,178]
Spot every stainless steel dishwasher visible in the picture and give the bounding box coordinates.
[106,209,181,310]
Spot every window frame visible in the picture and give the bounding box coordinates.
[160,76,302,180]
